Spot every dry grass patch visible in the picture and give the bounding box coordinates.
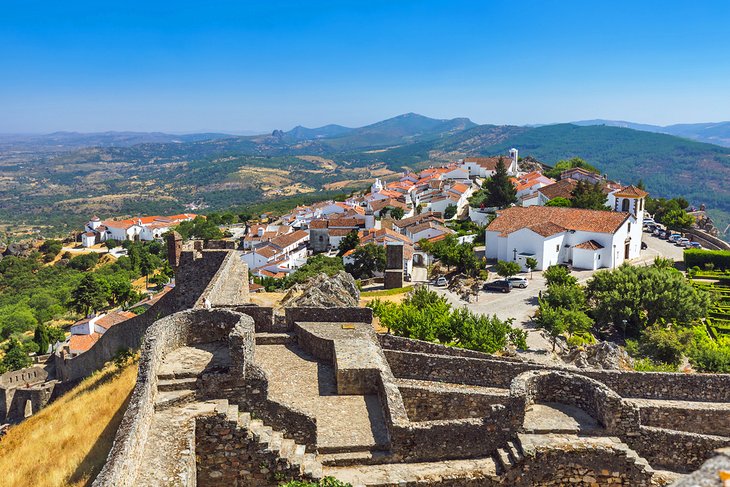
[0,363,138,487]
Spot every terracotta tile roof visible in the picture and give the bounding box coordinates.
[329,228,357,237]
[270,230,308,249]
[449,183,469,194]
[538,178,579,200]
[249,283,264,292]
[487,206,630,237]
[527,222,567,237]
[613,185,649,198]
[253,246,279,258]
[95,311,136,330]
[327,217,361,228]
[463,156,511,171]
[408,221,451,235]
[69,333,101,354]
[259,269,286,278]
[575,240,604,250]
[309,219,328,229]
[83,232,96,237]
[392,212,443,229]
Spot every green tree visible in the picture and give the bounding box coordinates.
[139,251,156,288]
[525,257,538,279]
[1,339,31,372]
[535,302,568,351]
[495,260,521,278]
[543,265,577,287]
[542,284,586,311]
[39,240,63,262]
[346,244,386,279]
[70,274,108,316]
[444,204,458,219]
[571,181,608,210]
[34,322,50,355]
[585,264,711,336]
[544,157,600,179]
[662,208,694,230]
[389,207,405,220]
[337,230,360,257]
[0,305,38,339]
[483,158,517,208]
[175,216,223,240]
[285,254,345,287]
[545,197,572,208]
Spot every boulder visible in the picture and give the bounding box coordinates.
[280,271,360,308]
[3,240,37,258]
[562,341,634,370]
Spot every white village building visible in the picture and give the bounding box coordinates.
[485,185,646,271]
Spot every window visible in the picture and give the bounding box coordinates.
[598,255,601,260]
[621,199,630,212]
[556,244,559,252]
[628,222,631,232]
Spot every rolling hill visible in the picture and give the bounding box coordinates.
[1,114,729,239]
[572,119,730,147]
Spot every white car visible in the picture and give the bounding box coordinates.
[676,237,690,247]
[434,276,448,287]
[507,276,529,288]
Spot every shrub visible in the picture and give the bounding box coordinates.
[633,358,678,372]
[543,265,577,287]
[684,249,730,271]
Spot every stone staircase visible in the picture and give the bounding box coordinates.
[154,371,198,410]
[237,409,324,479]
[255,332,296,345]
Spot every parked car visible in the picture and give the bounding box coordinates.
[484,279,512,293]
[690,242,703,249]
[643,218,656,226]
[668,234,682,243]
[653,226,665,236]
[641,241,648,250]
[433,276,448,287]
[404,273,411,282]
[658,230,671,239]
[676,237,690,247]
[507,276,528,288]
[645,224,657,233]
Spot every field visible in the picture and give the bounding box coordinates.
[0,362,138,487]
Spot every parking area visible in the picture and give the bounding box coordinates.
[428,228,687,364]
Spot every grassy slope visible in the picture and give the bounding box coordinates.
[0,363,137,487]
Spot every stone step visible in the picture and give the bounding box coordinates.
[156,370,200,381]
[154,389,196,411]
[494,448,512,474]
[318,449,392,467]
[280,438,297,458]
[226,404,239,423]
[238,411,251,428]
[156,376,198,392]
[507,439,523,464]
[255,332,296,345]
[324,456,499,486]
[267,431,283,453]
[303,452,324,479]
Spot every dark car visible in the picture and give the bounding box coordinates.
[484,279,512,293]
[641,241,648,250]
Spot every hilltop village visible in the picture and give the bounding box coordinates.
[0,150,729,487]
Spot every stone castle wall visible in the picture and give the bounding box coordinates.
[92,309,252,487]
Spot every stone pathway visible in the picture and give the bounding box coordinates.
[135,401,221,486]
[523,402,604,435]
[255,343,389,452]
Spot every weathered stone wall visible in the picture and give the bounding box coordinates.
[231,305,277,332]
[379,334,523,360]
[503,446,654,486]
[398,380,509,421]
[671,449,730,486]
[639,403,730,436]
[285,307,373,329]
[198,250,249,308]
[0,364,54,422]
[626,426,730,473]
[196,411,305,487]
[382,345,730,402]
[92,309,251,487]
[513,371,640,435]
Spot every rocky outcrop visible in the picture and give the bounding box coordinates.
[280,271,360,308]
[3,240,37,258]
[562,341,634,370]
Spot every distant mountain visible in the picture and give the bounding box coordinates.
[0,131,234,151]
[572,119,730,147]
[2,113,730,240]
[285,124,353,141]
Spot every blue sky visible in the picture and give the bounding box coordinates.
[1,0,729,133]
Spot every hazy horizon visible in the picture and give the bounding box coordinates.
[2,0,729,133]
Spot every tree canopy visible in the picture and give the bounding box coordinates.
[483,158,517,208]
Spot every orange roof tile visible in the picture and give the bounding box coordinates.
[575,240,605,250]
[538,179,579,200]
[487,206,630,237]
[613,185,649,198]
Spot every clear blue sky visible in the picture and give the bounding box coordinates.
[1,0,729,133]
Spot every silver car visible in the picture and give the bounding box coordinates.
[507,276,529,288]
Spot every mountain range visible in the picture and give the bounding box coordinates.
[571,120,730,147]
[0,113,729,238]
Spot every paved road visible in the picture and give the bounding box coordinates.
[430,228,687,364]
